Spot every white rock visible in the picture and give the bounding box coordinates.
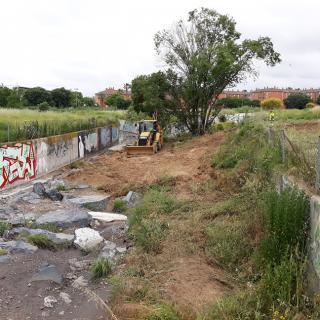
[74,228,104,251]
[59,292,72,304]
[44,296,57,308]
[72,276,88,288]
[88,212,127,222]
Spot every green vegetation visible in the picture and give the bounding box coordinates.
[0,108,124,142]
[261,97,283,110]
[0,222,10,236]
[91,259,112,279]
[146,304,180,320]
[217,97,260,108]
[27,234,57,250]
[0,85,95,109]
[128,189,180,253]
[0,248,8,256]
[105,93,131,110]
[259,188,309,265]
[113,198,127,212]
[204,121,318,319]
[284,92,311,109]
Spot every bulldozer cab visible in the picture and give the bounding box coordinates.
[138,120,158,134]
[125,120,163,156]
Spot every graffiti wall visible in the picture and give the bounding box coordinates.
[0,143,36,188]
[0,125,119,191]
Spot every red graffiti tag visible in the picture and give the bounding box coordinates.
[0,143,37,189]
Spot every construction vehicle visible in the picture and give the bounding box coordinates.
[125,120,163,156]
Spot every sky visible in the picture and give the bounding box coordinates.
[0,0,319,96]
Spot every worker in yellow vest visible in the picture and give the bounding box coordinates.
[269,110,275,122]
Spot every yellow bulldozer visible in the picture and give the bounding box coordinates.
[125,120,163,156]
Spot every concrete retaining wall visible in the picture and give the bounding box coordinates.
[0,125,119,191]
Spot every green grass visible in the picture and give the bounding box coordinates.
[128,189,180,253]
[0,222,10,236]
[0,107,125,142]
[0,248,8,256]
[27,234,57,250]
[146,304,181,320]
[205,218,252,270]
[91,259,112,279]
[113,198,127,212]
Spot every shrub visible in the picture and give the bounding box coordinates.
[0,248,8,256]
[113,198,127,212]
[259,188,309,266]
[131,220,169,253]
[91,259,112,279]
[284,93,311,109]
[27,234,57,250]
[146,304,180,320]
[0,222,10,236]
[306,102,315,108]
[258,254,306,308]
[261,98,283,110]
[38,101,50,112]
[218,114,226,122]
[205,219,251,269]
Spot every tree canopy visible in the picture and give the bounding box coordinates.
[105,93,131,109]
[131,72,173,124]
[24,87,51,106]
[284,93,311,109]
[153,7,281,134]
[51,87,72,108]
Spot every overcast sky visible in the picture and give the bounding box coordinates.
[0,0,319,96]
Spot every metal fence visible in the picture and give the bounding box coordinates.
[267,126,320,190]
[0,118,109,144]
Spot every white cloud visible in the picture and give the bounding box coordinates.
[0,0,319,95]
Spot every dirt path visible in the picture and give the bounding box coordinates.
[63,132,225,200]
[62,133,229,319]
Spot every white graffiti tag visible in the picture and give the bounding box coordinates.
[0,143,36,189]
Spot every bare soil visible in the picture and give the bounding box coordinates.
[1,132,227,320]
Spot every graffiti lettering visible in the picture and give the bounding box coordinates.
[0,143,36,189]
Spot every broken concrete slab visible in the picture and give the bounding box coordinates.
[99,240,117,260]
[99,222,128,242]
[5,227,74,246]
[88,211,127,222]
[99,240,126,261]
[45,189,64,201]
[108,144,126,152]
[31,264,63,285]
[20,192,41,204]
[0,255,10,264]
[66,195,110,211]
[0,240,38,253]
[122,191,141,207]
[33,182,46,197]
[36,209,91,229]
[74,227,104,251]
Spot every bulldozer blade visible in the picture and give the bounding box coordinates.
[125,145,156,156]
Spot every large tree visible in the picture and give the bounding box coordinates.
[154,8,281,134]
[0,86,12,107]
[284,93,311,109]
[24,87,51,106]
[51,87,72,108]
[131,72,172,124]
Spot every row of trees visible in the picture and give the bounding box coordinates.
[0,86,95,109]
[130,8,281,134]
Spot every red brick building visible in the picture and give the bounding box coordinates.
[220,88,320,102]
[95,87,131,108]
